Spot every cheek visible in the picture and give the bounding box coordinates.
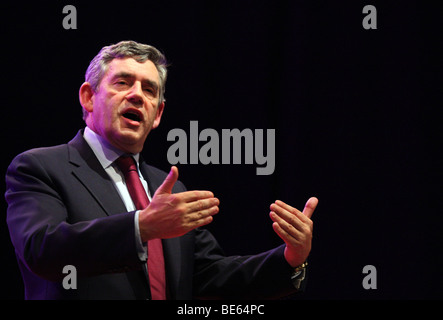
[96,95,120,122]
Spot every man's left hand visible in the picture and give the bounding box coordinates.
[269,197,318,267]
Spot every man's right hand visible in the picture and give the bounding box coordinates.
[138,166,219,241]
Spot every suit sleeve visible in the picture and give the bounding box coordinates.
[5,151,143,281]
[165,175,302,299]
[192,227,300,300]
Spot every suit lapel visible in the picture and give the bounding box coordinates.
[68,131,150,298]
[67,130,127,216]
[67,131,184,299]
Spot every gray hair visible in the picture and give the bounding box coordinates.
[83,40,168,120]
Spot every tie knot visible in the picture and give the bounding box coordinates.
[116,156,137,174]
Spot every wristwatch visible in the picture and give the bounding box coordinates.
[290,261,308,290]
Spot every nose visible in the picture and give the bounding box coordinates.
[126,82,144,105]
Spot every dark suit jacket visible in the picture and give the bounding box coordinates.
[5,130,298,300]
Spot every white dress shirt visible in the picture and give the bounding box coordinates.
[83,126,148,261]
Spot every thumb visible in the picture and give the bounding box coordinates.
[302,197,318,219]
[155,166,179,195]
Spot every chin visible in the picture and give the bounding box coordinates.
[118,131,148,153]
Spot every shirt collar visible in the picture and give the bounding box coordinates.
[83,126,140,169]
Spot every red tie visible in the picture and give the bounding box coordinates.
[116,156,166,300]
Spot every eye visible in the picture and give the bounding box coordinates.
[114,80,132,91]
[143,87,156,96]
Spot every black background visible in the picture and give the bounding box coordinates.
[1,1,441,300]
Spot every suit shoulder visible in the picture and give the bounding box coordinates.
[7,144,70,177]
[10,144,69,165]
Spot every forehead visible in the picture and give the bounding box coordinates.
[104,57,160,83]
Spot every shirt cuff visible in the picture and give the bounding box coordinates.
[134,210,147,261]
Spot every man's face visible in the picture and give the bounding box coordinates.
[86,57,164,154]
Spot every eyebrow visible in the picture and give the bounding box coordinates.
[111,72,159,93]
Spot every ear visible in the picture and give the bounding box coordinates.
[152,101,165,129]
[79,82,95,114]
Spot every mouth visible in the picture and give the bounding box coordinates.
[121,108,143,123]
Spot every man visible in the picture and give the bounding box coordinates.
[5,40,318,300]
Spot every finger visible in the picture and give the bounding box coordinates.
[271,221,299,246]
[187,197,220,213]
[195,215,214,228]
[273,199,313,223]
[188,205,219,223]
[270,203,305,232]
[274,200,302,216]
[155,166,179,195]
[269,211,302,239]
[272,221,288,243]
[302,197,318,218]
[181,190,215,203]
